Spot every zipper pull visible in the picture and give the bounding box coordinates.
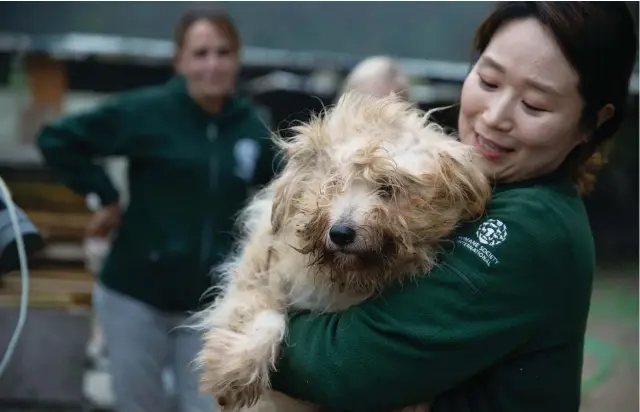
[206,123,218,142]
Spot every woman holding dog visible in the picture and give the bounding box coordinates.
[269,3,637,411]
[37,9,275,412]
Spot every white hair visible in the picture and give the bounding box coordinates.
[340,55,410,100]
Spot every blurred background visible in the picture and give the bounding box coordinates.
[0,2,637,411]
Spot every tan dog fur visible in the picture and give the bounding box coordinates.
[193,92,491,412]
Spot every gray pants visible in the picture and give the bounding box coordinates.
[93,282,218,412]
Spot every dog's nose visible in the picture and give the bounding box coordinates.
[329,224,356,246]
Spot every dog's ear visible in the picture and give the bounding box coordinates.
[271,177,296,234]
[285,115,332,165]
[434,149,492,220]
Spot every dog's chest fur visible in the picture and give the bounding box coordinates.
[284,269,369,312]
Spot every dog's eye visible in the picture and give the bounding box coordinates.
[378,184,394,199]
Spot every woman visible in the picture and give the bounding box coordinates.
[268,3,637,412]
[37,9,275,412]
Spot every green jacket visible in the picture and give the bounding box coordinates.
[271,169,594,412]
[37,76,277,312]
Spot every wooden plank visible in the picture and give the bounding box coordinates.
[6,182,88,213]
[26,211,92,239]
[0,285,94,308]
[2,274,92,292]
[0,268,94,309]
[0,294,90,309]
[3,268,91,280]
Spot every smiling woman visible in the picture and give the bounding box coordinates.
[459,17,589,183]
[461,2,635,193]
[265,3,638,412]
[35,7,277,412]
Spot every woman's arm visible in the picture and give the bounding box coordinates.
[36,95,141,207]
[270,195,560,411]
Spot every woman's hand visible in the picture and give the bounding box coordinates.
[86,203,122,238]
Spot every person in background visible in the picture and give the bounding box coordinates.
[284,56,411,159]
[339,55,411,100]
[37,8,276,412]
[268,3,637,412]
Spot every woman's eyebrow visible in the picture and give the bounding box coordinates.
[479,55,562,96]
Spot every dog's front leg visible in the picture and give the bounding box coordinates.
[197,247,289,411]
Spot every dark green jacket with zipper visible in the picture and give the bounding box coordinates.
[271,169,595,412]
[37,76,277,312]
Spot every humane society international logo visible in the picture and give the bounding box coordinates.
[476,219,508,246]
[455,219,507,267]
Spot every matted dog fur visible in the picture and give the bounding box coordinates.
[193,92,491,412]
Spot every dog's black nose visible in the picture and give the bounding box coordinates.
[329,224,356,246]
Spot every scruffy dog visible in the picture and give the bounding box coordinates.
[194,92,491,412]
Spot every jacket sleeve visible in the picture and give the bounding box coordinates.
[270,196,561,411]
[36,96,138,207]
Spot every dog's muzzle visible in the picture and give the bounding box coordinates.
[328,224,356,247]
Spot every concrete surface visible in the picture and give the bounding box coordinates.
[0,308,91,403]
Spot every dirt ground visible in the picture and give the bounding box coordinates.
[580,262,638,412]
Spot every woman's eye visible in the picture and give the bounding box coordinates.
[194,48,208,58]
[479,77,498,90]
[523,102,547,113]
[216,47,232,57]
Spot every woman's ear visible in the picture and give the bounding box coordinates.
[579,104,616,144]
[173,50,184,74]
[597,104,615,128]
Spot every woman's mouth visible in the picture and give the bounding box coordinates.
[474,133,513,160]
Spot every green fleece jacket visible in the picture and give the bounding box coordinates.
[271,169,594,412]
[37,76,277,312]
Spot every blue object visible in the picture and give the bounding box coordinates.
[0,194,44,275]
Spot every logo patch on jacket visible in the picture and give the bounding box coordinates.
[476,219,508,246]
[455,219,507,268]
[233,138,261,182]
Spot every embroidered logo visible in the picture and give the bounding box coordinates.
[233,138,261,182]
[476,219,508,247]
[455,218,507,267]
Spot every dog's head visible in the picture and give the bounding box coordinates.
[270,92,491,294]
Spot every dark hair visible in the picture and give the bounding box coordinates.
[174,8,241,53]
[473,2,638,195]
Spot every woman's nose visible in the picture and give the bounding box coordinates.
[206,55,222,69]
[482,96,514,132]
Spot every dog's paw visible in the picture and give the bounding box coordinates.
[207,373,267,412]
[216,381,266,412]
[198,327,274,410]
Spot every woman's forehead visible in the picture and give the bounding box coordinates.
[482,18,579,94]
[183,20,230,49]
